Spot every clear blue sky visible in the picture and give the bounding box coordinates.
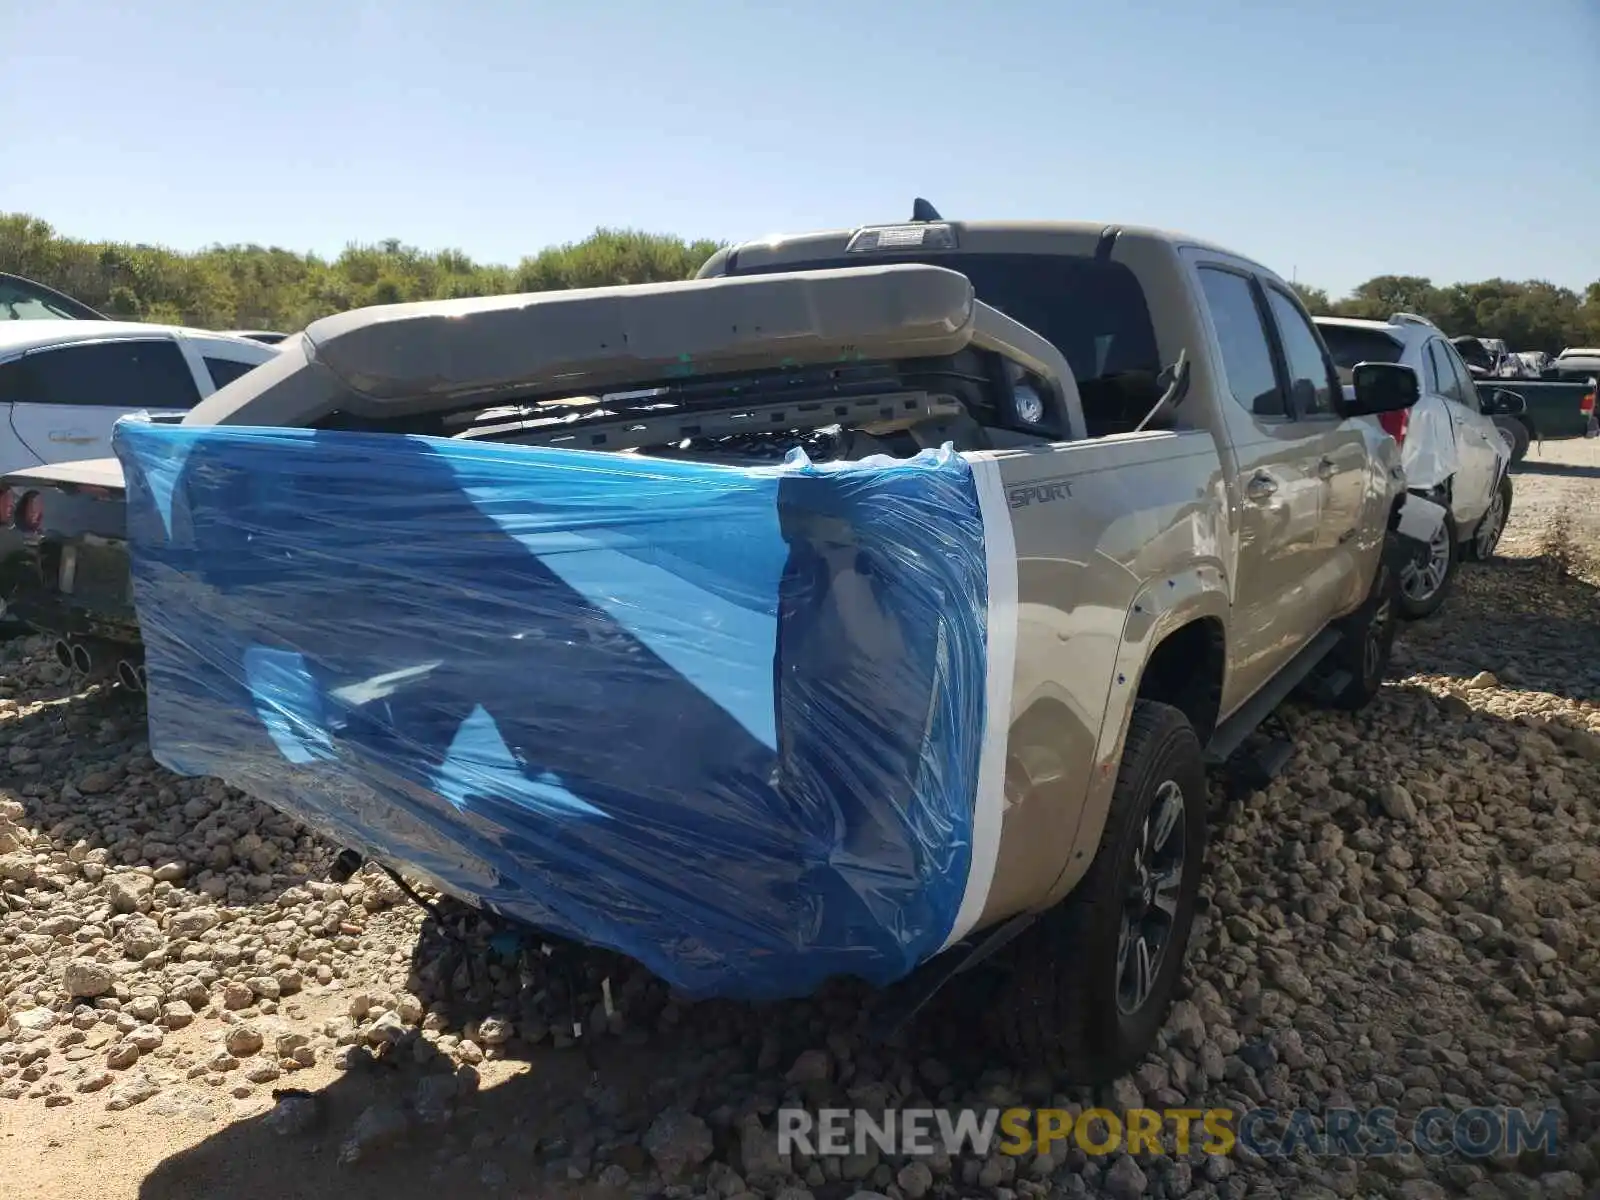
[3,0,1596,298]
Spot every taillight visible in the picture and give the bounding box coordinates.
[0,488,13,527]
[17,491,43,533]
[1581,383,1595,415]
[1378,410,1409,445]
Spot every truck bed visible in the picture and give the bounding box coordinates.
[1,264,1094,652]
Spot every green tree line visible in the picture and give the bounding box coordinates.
[4,212,1598,354]
[0,214,721,333]
[1290,275,1600,354]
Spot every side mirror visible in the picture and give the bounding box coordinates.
[1340,361,1420,417]
[1481,388,1527,416]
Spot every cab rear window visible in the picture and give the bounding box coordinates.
[722,252,1161,389]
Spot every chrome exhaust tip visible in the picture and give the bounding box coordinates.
[116,658,146,693]
[62,637,118,683]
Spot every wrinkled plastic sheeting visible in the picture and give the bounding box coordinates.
[112,420,994,1000]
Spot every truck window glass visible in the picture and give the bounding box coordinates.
[1197,268,1283,417]
[1318,326,1403,385]
[723,253,1161,393]
[21,340,202,409]
[1263,288,1335,417]
[204,356,261,390]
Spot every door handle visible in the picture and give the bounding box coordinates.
[1317,456,1336,480]
[1246,472,1277,501]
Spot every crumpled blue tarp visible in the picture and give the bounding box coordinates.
[113,419,993,1000]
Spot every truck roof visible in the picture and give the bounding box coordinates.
[701,220,1278,280]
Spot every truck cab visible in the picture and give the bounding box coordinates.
[698,217,1404,717]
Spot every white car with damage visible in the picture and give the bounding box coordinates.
[1316,313,1513,619]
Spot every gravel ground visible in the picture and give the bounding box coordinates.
[2,438,1598,1200]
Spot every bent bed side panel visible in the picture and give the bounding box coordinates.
[111,420,1011,1000]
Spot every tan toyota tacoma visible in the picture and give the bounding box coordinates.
[695,211,1423,1079]
[9,208,1426,1083]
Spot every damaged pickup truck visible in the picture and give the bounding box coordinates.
[7,215,1425,1082]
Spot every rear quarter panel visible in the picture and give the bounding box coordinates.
[966,429,1230,926]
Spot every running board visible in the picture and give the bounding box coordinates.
[1204,627,1341,765]
[1219,737,1295,799]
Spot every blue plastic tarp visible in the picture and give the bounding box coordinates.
[113,419,1006,999]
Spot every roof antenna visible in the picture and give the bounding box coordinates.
[911,197,942,222]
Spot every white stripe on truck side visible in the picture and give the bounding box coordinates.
[939,451,1018,951]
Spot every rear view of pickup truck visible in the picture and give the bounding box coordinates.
[7,214,1422,1083]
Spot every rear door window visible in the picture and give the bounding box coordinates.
[21,339,202,409]
[1440,343,1482,412]
[1427,339,1470,405]
[1424,341,1449,395]
[1263,287,1337,417]
[1198,267,1284,417]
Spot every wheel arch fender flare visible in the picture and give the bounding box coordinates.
[1039,563,1228,908]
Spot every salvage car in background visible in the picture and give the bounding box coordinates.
[0,324,279,644]
[0,322,279,476]
[1316,313,1513,618]
[83,212,1421,1084]
[1474,348,1599,442]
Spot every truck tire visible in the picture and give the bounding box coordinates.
[1493,417,1530,465]
[983,700,1206,1084]
[1314,531,1401,712]
[1397,507,1457,620]
[1464,475,1512,562]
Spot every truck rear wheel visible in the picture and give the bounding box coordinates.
[983,700,1205,1084]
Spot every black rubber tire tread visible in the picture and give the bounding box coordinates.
[1397,506,1458,621]
[983,700,1206,1084]
[1463,475,1513,563]
[1317,531,1402,712]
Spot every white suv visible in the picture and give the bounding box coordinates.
[1315,313,1512,619]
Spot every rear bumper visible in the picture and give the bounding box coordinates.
[1,534,141,645]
